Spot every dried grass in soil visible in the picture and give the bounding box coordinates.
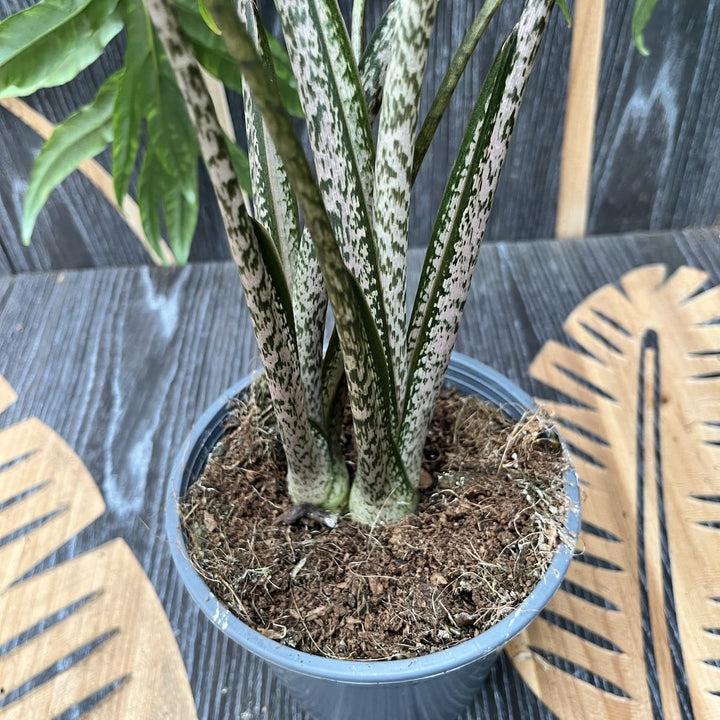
[180,380,571,660]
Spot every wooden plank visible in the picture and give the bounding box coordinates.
[555,0,606,239]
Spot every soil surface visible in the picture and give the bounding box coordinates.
[180,381,571,660]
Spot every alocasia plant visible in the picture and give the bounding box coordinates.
[0,0,658,524]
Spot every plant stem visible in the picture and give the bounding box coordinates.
[205,0,415,524]
[143,0,348,510]
[413,0,505,182]
[351,0,365,58]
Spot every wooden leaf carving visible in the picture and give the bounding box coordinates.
[0,378,197,719]
[507,265,720,719]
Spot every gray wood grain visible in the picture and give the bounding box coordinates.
[1,1,719,274]
[1,227,717,718]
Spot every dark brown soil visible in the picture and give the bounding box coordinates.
[180,380,571,660]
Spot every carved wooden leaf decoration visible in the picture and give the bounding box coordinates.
[507,265,720,720]
[0,379,197,719]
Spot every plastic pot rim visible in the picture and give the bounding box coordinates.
[166,353,581,684]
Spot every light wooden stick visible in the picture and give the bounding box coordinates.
[555,0,606,239]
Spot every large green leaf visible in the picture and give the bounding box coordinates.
[556,0,571,26]
[21,72,120,245]
[0,0,122,98]
[632,0,659,56]
[265,34,303,119]
[136,143,198,265]
[111,2,199,263]
[112,0,152,204]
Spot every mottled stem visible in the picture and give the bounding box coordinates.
[143,0,347,509]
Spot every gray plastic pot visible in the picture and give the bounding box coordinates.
[166,353,580,720]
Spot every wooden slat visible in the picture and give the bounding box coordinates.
[555,0,606,239]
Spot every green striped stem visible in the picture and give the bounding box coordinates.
[240,1,327,424]
[143,0,348,510]
[351,0,365,58]
[319,8,402,426]
[401,0,554,482]
[273,0,396,403]
[358,2,396,123]
[413,0,505,181]
[373,0,439,402]
[205,0,414,524]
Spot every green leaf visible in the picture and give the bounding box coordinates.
[198,0,221,35]
[113,9,200,264]
[556,0,571,27]
[632,0,659,56]
[265,33,303,119]
[21,72,120,245]
[112,0,152,204]
[137,145,198,264]
[414,0,504,181]
[0,0,122,98]
[137,150,164,259]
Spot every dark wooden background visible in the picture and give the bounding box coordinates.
[1,0,719,274]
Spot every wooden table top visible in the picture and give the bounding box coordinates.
[1,227,718,719]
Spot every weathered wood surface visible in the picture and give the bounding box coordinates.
[1,1,718,274]
[0,227,718,718]
[0,396,197,719]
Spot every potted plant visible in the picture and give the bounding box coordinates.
[1,0,655,717]
[144,1,582,717]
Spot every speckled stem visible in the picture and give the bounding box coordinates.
[143,0,347,509]
[401,0,554,482]
[373,0,439,401]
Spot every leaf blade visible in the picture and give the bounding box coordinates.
[632,0,659,56]
[0,0,123,99]
[112,0,153,204]
[21,72,120,245]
